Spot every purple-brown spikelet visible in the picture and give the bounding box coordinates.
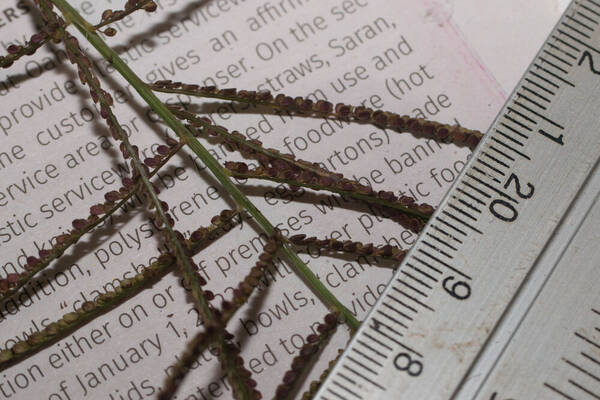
[224,160,431,233]
[2,2,489,398]
[0,209,241,370]
[288,235,408,262]
[219,233,282,322]
[96,0,158,33]
[150,82,483,149]
[273,313,340,400]
[170,107,433,231]
[299,348,345,400]
[0,32,50,69]
[0,142,181,302]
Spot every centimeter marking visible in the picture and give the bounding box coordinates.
[317,1,600,399]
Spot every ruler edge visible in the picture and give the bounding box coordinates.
[316,1,592,398]
[462,157,600,399]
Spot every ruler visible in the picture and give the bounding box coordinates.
[316,1,600,399]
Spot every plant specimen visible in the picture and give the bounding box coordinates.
[0,1,485,399]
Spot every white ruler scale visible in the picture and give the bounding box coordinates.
[316,1,600,399]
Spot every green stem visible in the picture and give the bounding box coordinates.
[170,107,430,220]
[169,106,341,181]
[1,116,181,304]
[0,210,241,371]
[50,0,359,332]
[42,0,213,323]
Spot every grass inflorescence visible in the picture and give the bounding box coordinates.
[0,1,481,398]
